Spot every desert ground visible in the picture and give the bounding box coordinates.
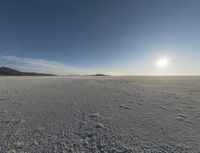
[0,76,200,153]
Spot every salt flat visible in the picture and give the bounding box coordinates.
[0,76,200,153]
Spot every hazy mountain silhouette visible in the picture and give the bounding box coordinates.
[0,67,56,76]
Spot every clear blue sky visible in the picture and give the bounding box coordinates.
[0,0,200,75]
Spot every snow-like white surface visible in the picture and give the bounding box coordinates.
[0,76,199,152]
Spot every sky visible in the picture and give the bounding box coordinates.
[0,0,200,75]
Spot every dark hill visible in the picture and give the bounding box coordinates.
[0,67,56,76]
[0,67,21,75]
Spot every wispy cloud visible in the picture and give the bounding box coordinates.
[0,55,96,75]
[0,55,123,75]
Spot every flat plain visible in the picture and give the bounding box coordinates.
[0,76,200,153]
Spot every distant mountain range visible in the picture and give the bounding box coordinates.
[92,74,109,76]
[0,67,56,76]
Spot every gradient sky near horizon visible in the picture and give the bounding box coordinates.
[0,0,200,75]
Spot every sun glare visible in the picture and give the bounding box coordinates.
[156,57,169,69]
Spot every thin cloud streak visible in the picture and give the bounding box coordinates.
[0,55,95,75]
[0,55,122,75]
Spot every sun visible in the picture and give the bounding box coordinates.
[156,57,169,69]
